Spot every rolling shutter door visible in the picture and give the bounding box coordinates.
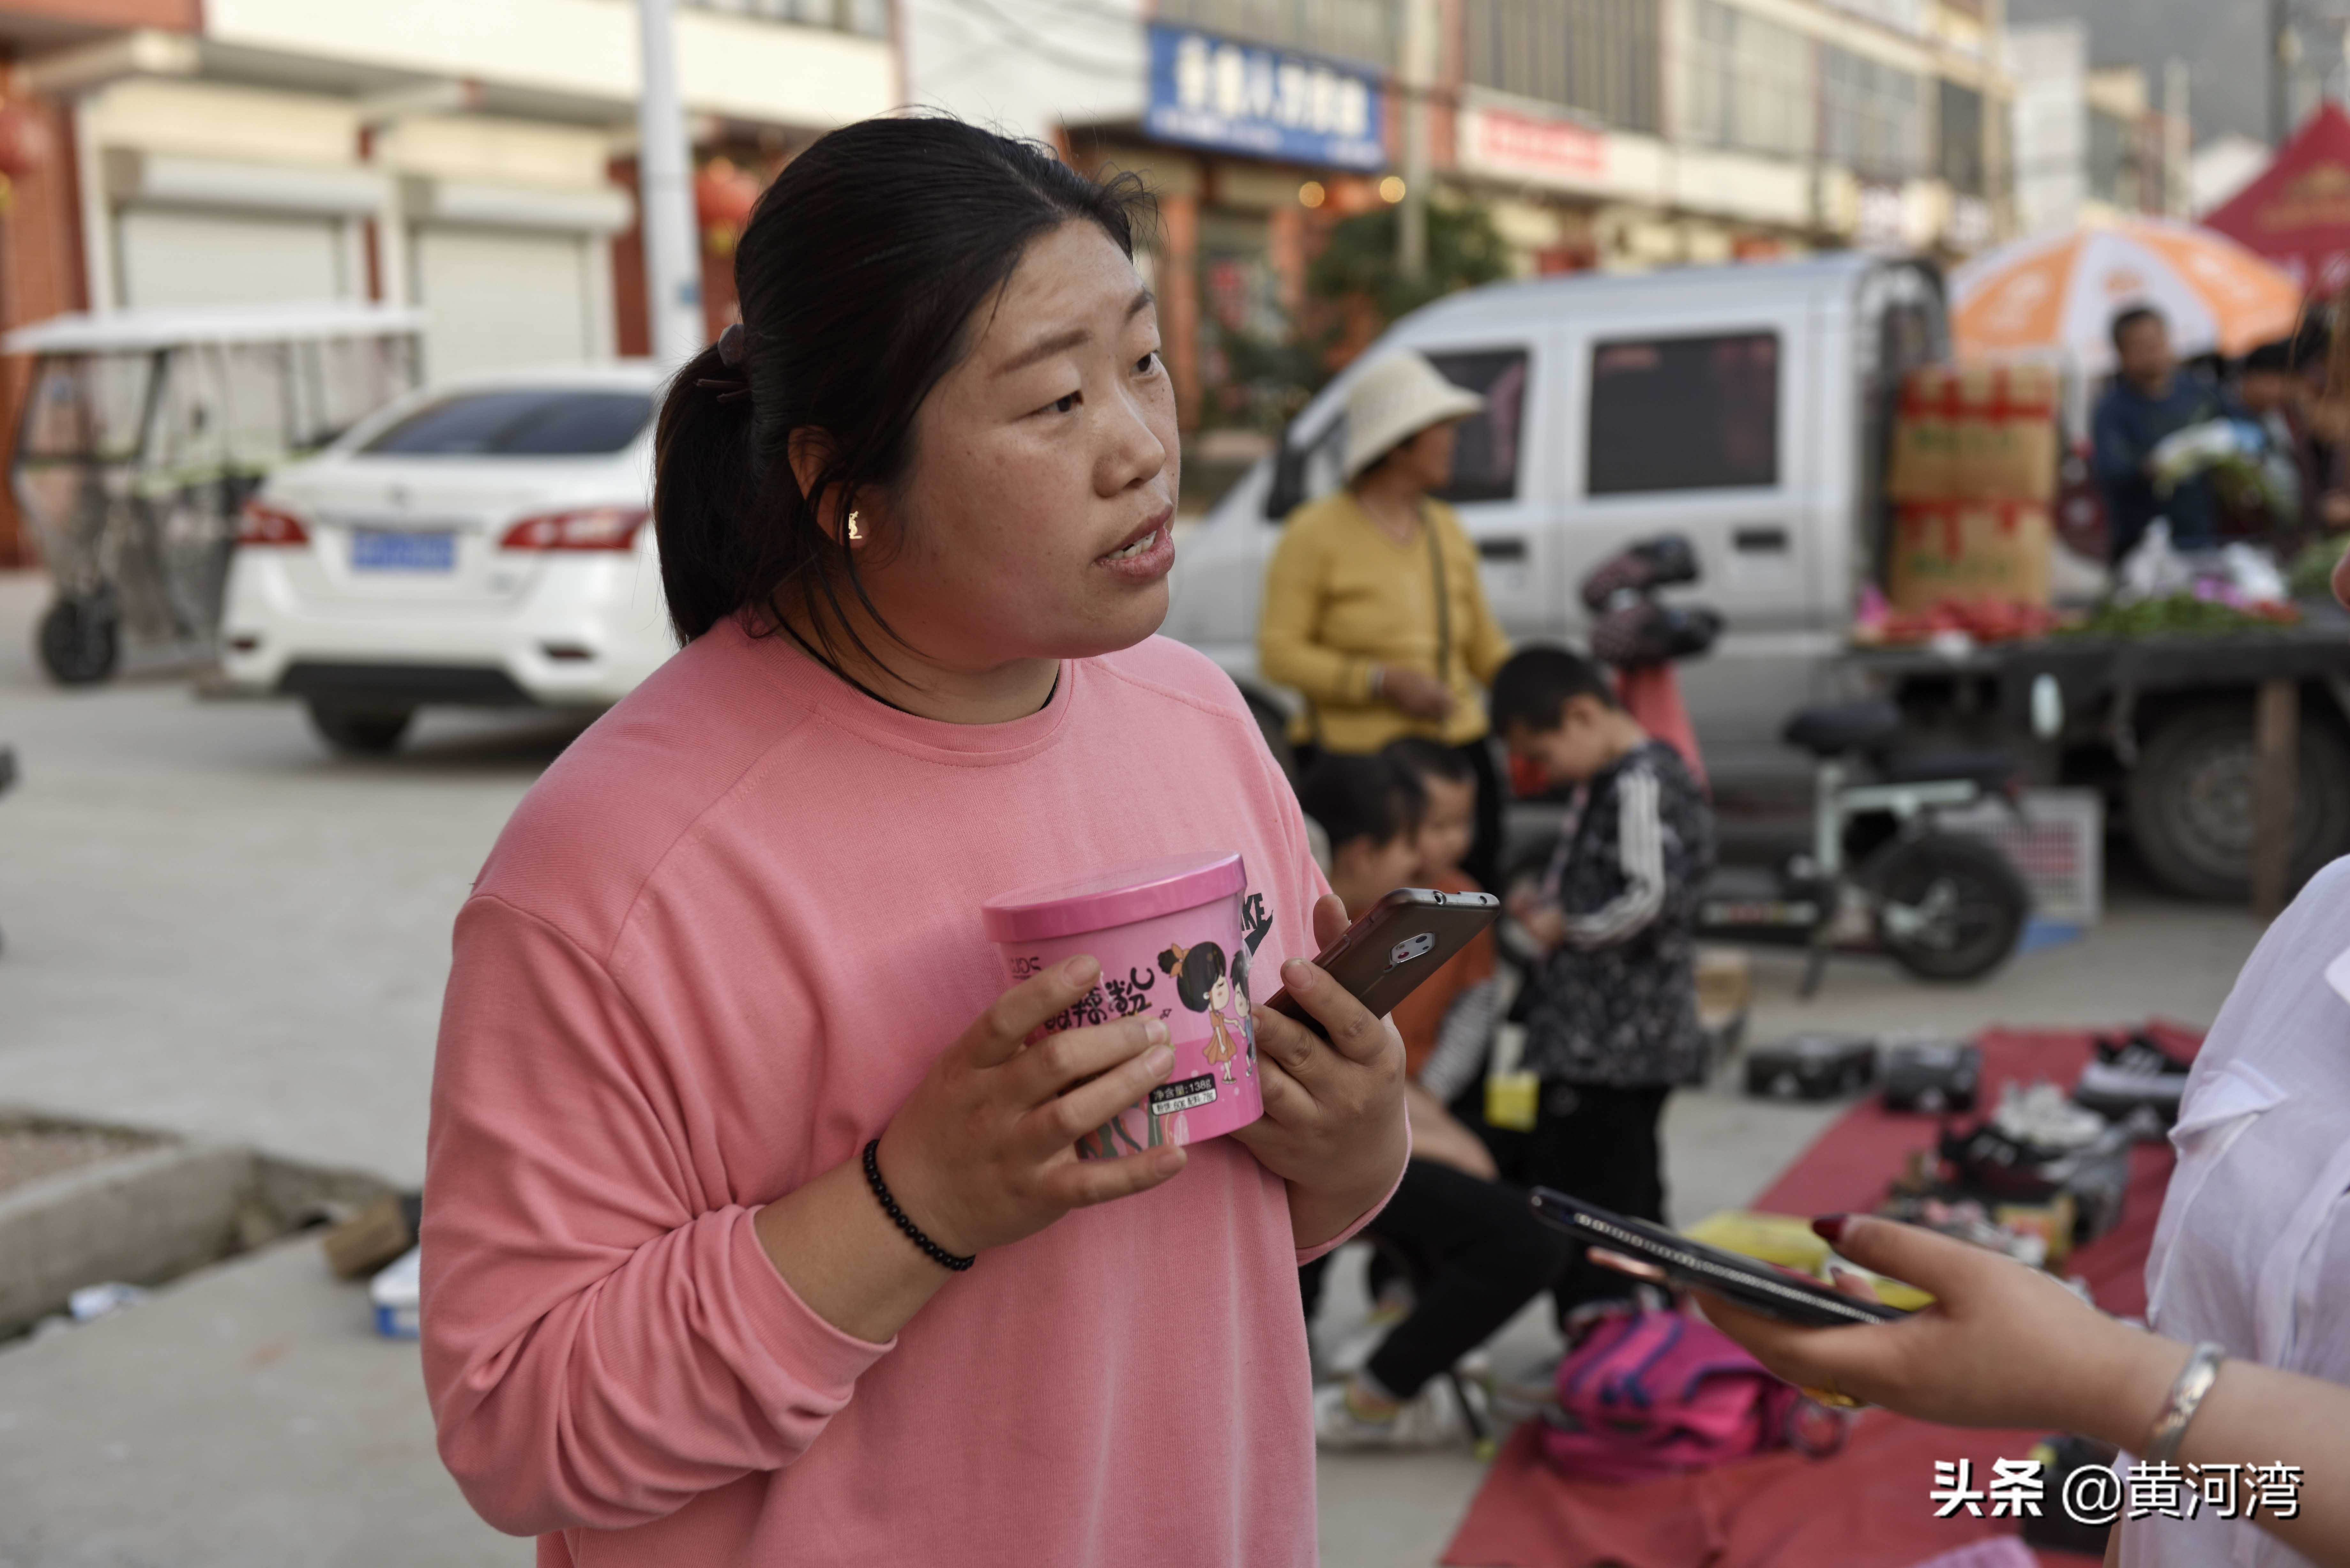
[412,226,596,379]
[115,207,349,309]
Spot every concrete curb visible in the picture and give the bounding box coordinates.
[0,1102,406,1339]
[0,1142,258,1337]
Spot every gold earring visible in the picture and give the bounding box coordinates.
[845,509,863,543]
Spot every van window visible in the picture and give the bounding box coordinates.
[1588,333,1778,494]
[1427,349,1530,504]
[1265,346,1530,519]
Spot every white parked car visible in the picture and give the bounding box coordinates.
[216,364,675,753]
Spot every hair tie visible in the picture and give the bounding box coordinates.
[697,322,751,402]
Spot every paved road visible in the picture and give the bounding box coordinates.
[0,565,2275,1566]
[0,570,588,1186]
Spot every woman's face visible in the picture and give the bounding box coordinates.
[864,220,1181,669]
[1396,420,1459,493]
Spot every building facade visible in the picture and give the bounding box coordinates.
[1448,0,2010,272]
[903,0,2017,438]
[0,0,898,562]
[2006,19,2187,237]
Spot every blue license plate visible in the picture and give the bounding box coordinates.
[351,530,456,573]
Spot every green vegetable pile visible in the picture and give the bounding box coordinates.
[2060,594,2296,639]
[2287,536,2350,601]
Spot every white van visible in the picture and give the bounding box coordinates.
[1162,253,1947,794]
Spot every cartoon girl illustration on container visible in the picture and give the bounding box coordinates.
[1159,940,1248,1083]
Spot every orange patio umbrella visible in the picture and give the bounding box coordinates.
[1950,217,2305,375]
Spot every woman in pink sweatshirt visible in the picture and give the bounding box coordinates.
[421,117,1408,1566]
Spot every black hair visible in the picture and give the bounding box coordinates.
[1381,734,1476,789]
[1296,753,1425,856]
[2110,305,2165,351]
[1158,941,1227,1011]
[2242,338,2295,376]
[1488,643,1622,734]
[652,116,1154,661]
[2293,315,2331,374]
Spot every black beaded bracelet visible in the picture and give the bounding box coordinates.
[862,1139,974,1272]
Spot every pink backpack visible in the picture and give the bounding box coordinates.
[1538,1308,1847,1481]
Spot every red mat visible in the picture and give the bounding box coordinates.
[1441,1023,2204,1568]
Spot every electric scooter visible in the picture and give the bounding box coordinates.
[1694,699,2030,996]
[1532,534,2030,997]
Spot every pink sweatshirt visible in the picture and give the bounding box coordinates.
[422,619,1376,1566]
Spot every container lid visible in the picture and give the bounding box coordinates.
[982,851,1247,944]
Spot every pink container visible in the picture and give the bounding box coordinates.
[982,851,1263,1155]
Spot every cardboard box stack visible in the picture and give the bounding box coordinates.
[1884,365,2059,614]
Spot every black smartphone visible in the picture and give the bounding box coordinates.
[1528,1188,1910,1328]
[1261,887,1500,1040]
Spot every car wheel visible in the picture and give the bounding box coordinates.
[2126,700,2350,900]
[36,594,119,686]
[306,700,416,756]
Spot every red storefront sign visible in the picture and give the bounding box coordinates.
[1462,105,1606,187]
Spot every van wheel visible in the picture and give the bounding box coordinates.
[2126,700,2350,900]
[307,700,415,755]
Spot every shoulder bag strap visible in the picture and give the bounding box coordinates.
[1421,499,1451,688]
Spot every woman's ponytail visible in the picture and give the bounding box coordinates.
[652,337,768,644]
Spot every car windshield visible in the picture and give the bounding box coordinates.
[359,389,651,456]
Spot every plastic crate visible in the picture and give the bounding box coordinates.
[1935,788,2104,926]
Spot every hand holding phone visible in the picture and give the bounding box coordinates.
[1231,893,1415,1255]
[1260,887,1499,1040]
[1529,1188,1910,1329]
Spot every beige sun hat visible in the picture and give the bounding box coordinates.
[1340,350,1486,481]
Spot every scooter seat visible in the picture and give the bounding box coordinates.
[1876,748,2016,789]
[1782,699,1904,757]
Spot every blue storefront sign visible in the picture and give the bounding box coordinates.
[1144,24,1386,171]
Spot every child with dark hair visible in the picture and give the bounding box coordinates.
[1295,753,1424,903]
[1294,752,1574,1448]
[1378,736,1495,1086]
[1490,643,1716,1327]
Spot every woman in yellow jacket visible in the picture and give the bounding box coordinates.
[1260,351,1512,888]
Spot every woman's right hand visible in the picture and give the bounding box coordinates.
[1693,1214,2168,1434]
[874,954,1188,1258]
[1377,664,1456,721]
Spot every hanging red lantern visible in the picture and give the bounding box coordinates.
[694,158,762,258]
[0,102,53,177]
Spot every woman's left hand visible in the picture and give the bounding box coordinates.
[1233,894,1408,1248]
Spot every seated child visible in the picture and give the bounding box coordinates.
[1486,645,1717,1327]
[1293,753,1574,1448]
[1378,737,1497,1074]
